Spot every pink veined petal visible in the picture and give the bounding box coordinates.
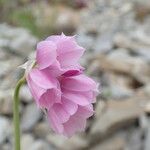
[29,68,58,89]
[70,90,96,103]
[63,113,87,137]
[57,47,85,67]
[62,64,84,77]
[62,70,81,77]
[46,33,68,43]
[36,41,57,69]
[76,105,94,119]
[61,74,97,91]
[62,89,91,106]
[61,97,78,115]
[26,74,46,107]
[43,60,63,78]
[39,88,61,110]
[48,109,64,134]
[56,36,78,54]
[52,104,70,123]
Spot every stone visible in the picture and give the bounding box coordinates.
[1,144,11,150]
[55,7,80,33]
[21,134,34,150]
[0,117,11,144]
[101,72,134,99]
[114,33,150,62]
[33,121,50,138]
[76,34,95,51]
[93,33,114,54]
[144,118,150,150]
[125,128,144,150]
[20,85,33,103]
[0,90,13,115]
[0,24,37,57]
[91,98,144,139]
[90,136,125,150]
[95,100,106,118]
[21,103,42,131]
[144,102,150,114]
[47,134,88,150]
[29,140,54,150]
[97,49,150,83]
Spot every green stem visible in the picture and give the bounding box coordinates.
[13,76,26,150]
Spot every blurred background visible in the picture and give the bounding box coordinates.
[0,0,150,150]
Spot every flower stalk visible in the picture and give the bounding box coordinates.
[13,76,26,150]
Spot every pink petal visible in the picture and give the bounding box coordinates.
[76,105,94,118]
[57,47,84,67]
[26,75,45,107]
[62,64,84,77]
[63,113,86,137]
[62,89,91,106]
[46,33,67,43]
[36,41,57,69]
[52,104,70,123]
[57,41,84,67]
[61,74,97,91]
[29,68,58,89]
[48,109,64,134]
[61,97,78,115]
[39,88,61,109]
[47,33,84,68]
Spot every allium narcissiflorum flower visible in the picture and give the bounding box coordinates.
[26,33,99,137]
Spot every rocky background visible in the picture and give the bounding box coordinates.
[0,0,150,150]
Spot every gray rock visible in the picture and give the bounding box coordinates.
[144,119,150,150]
[21,134,34,150]
[21,103,42,131]
[0,24,37,57]
[93,34,114,54]
[90,135,125,150]
[20,85,33,103]
[21,134,54,150]
[30,140,54,150]
[91,98,144,139]
[33,122,50,138]
[1,144,11,150]
[114,33,150,61]
[97,49,150,83]
[0,90,13,115]
[47,134,88,150]
[0,117,11,144]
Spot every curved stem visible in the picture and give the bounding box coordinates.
[13,76,26,150]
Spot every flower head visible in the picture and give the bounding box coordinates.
[26,33,99,137]
[36,33,85,77]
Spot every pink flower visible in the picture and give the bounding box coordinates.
[26,68,61,110]
[36,33,85,77]
[26,33,99,137]
[48,74,98,137]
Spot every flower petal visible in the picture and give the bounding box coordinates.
[63,113,86,137]
[26,75,45,107]
[61,97,78,115]
[48,109,64,134]
[52,104,70,123]
[62,89,91,106]
[29,68,58,89]
[61,74,97,91]
[36,41,57,69]
[39,88,61,109]
[76,105,94,118]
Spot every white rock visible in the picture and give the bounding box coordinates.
[21,103,42,131]
[0,24,37,57]
[21,134,34,150]
[0,117,10,144]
